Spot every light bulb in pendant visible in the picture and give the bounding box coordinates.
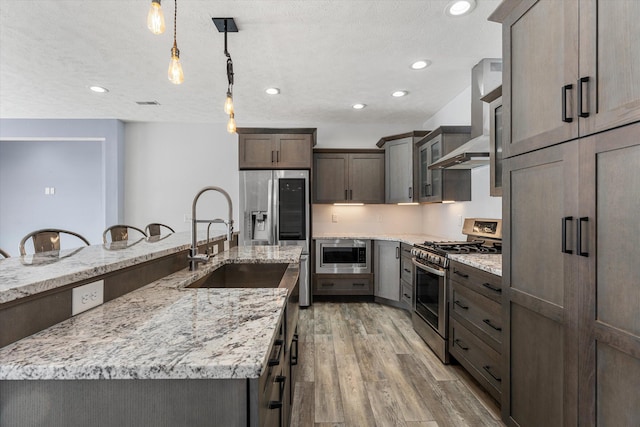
[147,0,165,35]
[168,45,184,85]
[227,113,236,133]
[224,91,234,114]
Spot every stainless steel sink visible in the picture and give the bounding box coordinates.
[187,263,289,289]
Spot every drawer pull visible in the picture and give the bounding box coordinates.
[268,339,284,366]
[353,283,366,286]
[268,401,283,409]
[483,365,502,382]
[454,339,469,350]
[321,282,335,287]
[291,334,299,366]
[483,318,502,331]
[403,293,411,299]
[454,300,469,310]
[403,268,411,273]
[481,282,502,293]
[454,269,469,279]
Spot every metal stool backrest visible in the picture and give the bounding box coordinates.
[102,225,147,243]
[0,248,10,258]
[19,229,90,256]
[145,223,175,237]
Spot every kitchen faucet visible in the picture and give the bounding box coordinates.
[188,186,234,271]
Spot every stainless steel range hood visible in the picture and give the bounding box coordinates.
[429,59,502,170]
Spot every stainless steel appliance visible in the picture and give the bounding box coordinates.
[239,170,311,306]
[411,218,502,363]
[315,239,371,274]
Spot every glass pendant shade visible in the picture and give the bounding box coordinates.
[168,45,184,84]
[224,92,234,114]
[227,113,237,133]
[147,0,165,35]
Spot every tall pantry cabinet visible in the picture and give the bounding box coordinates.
[492,1,640,426]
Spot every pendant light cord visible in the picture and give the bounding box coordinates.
[173,0,177,48]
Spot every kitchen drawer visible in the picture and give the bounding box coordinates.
[449,261,502,303]
[313,274,373,296]
[400,255,413,284]
[450,282,502,352]
[449,318,502,402]
[401,279,413,307]
[400,243,413,258]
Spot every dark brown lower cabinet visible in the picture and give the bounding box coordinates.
[503,122,640,426]
[448,261,503,403]
[313,274,373,296]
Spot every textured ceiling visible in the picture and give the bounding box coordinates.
[0,0,502,126]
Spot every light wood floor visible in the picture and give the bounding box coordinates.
[290,302,506,427]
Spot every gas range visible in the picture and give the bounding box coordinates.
[411,218,503,271]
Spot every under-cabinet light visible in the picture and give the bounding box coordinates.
[333,203,365,206]
[397,202,419,206]
[442,200,456,204]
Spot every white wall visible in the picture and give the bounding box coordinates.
[123,122,239,236]
[312,204,422,235]
[420,86,502,240]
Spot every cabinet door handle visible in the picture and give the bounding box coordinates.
[276,150,280,163]
[268,339,284,366]
[425,183,432,197]
[483,365,502,382]
[271,150,275,163]
[268,400,283,409]
[408,186,412,199]
[481,282,502,294]
[396,246,400,259]
[321,282,335,287]
[562,84,574,123]
[578,76,590,118]
[345,189,348,200]
[577,217,589,257]
[483,318,502,331]
[291,334,299,366]
[454,339,469,350]
[454,300,469,310]
[562,216,574,254]
[453,269,469,279]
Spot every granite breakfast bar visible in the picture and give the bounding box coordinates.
[0,234,302,427]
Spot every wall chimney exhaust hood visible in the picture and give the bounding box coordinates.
[429,58,502,170]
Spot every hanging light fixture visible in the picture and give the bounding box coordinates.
[168,0,184,84]
[147,0,166,34]
[213,18,239,133]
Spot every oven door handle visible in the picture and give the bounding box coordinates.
[411,258,445,277]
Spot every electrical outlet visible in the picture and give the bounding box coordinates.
[212,245,219,255]
[224,240,229,251]
[72,280,104,315]
[332,214,338,223]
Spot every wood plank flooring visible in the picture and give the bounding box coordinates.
[290,302,505,427]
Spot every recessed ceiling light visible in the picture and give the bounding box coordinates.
[352,103,367,110]
[411,60,431,70]
[392,91,408,97]
[265,87,280,95]
[445,0,476,17]
[89,86,109,93]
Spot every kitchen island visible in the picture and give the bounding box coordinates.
[0,242,302,427]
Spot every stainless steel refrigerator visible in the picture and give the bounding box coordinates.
[239,170,311,306]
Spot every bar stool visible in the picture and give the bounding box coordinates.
[0,248,10,258]
[145,223,175,237]
[19,228,90,255]
[102,225,147,243]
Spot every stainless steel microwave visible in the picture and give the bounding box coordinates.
[315,239,371,274]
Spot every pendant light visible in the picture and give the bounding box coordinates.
[147,0,165,34]
[213,18,239,133]
[168,0,184,84]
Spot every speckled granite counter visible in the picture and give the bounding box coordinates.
[448,253,502,276]
[0,245,302,380]
[313,232,448,246]
[0,231,223,305]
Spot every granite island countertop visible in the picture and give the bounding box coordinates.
[0,231,225,305]
[0,245,302,381]
[448,253,502,276]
